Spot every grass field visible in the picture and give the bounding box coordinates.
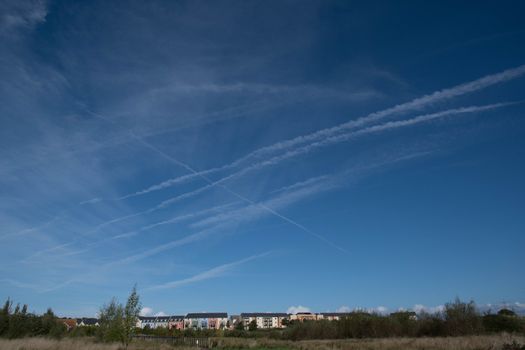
[0,334,524,350]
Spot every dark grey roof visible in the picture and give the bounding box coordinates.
[82,318,98,325]
[241,313,288,317]
[139,317,156,321]
[139,315,184,322]
[320,312,352,317]
[186,313,227,318]
[78,318,99,325]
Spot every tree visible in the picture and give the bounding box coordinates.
[444,298,482,336]
[98,285,141,347]
[248,320,257,331]
[0,298,12,336]
[235,321,245,331]
[498,309,517,317]
[122,285,141,349]
[98,298,124,342]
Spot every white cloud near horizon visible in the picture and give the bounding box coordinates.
[139,307,153,316]
[413,304,445,314]
[336,306,351,312]
[287,305,311,314]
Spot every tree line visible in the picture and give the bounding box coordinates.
[135,298,524,341]
[0,298,66,339]
[1,294,523,344]
[0,285,141,348]
[266,299,525,340]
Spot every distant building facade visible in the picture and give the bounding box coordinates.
[289,312,317,322]
[168,316,185,330]
[240,313,288,329]
[185,313,228,330]
[137,315,185,329]
[318,312,352,321]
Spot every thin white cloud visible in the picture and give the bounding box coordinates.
[1,0,48,34]
[132,135,346,254]
[109,201,239,240]
[20,242,73,263]
[0,278,40,291]
[119,65,525,200]
[145,252,270,291]
[154,101,514,214]
[106,149,433,266]
[79,197,101,205]
[0,215,60,241]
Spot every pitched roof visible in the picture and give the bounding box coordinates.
[241,313,288,317]
[186,313,227,318]
[139,315,185,322]
[80,318,99,325]
[320,312,352,317]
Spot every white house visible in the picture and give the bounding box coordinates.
[240,313,288,329]
[137,316,171,329]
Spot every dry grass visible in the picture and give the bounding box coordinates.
[213,334,525,349]
[0,334,523,350]
[0,337,194,350]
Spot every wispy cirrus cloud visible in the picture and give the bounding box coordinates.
[145,252,271,291]
[148,101,515,215]
[0,0,48,35]
[118,64,525,200]
[109,148,433,267]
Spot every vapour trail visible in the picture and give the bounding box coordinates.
[144,252,271,291]
[131,133,348,254]
[120,64,525,200]
[153,101,516,211]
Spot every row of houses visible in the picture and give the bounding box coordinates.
[137,311,413,330]
[62,311,417,331]
[137,313,229,330]
[58,318,100,330]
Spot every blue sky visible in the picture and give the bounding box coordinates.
[1,0,524,317]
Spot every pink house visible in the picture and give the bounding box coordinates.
[168,316,185,330]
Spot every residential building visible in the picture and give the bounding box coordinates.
[58,318,77,330]
[289,312,317,322]
[318,312,352,321]
[137,315,185,329]
[168,315,185,330]
[185,313,228,330]
[76,318,100,326]
[240,313,288,329]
